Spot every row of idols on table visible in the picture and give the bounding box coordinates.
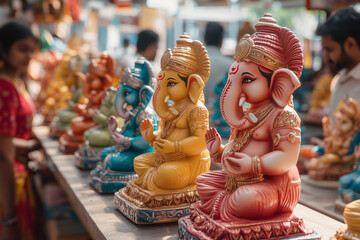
[39,14,360,240]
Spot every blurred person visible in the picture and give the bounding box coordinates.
[118,30,159,68]
[0,21,40,240]
[203,22,233,110]
[316,6,360,122]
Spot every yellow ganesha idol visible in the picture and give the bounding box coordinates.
[114,33,211,224]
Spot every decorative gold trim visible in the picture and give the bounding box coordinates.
[273,133,281,147]
[287,131,297,143]
[210,146,224,160]
[234,34,284,71]
[273,110,300,130]
[175,141,182,153]
[119,180,199,208]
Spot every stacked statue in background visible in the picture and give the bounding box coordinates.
[75,87,124,169]
[42,50,85,124]
[115,33,211,224]
[50,52,87,138]
[90,58,157,193]
[178,14,319,239]
[308,98,360,181]
[59,53,114,153]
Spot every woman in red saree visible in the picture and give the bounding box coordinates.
[0,21,39,240]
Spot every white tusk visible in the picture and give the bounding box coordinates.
[164,95,169,103]
[239,97,246,107]
[123,103,128,109]
[249,113,258,123]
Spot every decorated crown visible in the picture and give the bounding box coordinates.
[160,33,210,83]
[235,14,303,78]
[121,57,155,89]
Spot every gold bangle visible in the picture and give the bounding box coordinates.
[175,141,182,153]
[252,155,262,176]
[210,146,224,160]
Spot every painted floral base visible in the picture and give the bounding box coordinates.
[114,190,191,224]
[75,146,105,170]
[89,165,137,193]
[178,203,320,240]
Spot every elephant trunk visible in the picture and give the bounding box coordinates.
[220,82,255,130]
[114,94,134,119]
[153,86,177,121]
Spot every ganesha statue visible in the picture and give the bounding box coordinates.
[308,98,360,182]
[178,14,319,239]
[115,34,211,224]
[49,52,87,138]
[59,53,114,153]
[337,143,360,211]
[75,87,124,169]
[42,50,84,124]
[90,58,157,193]
[306,71,332,121]
[331,199,360,240]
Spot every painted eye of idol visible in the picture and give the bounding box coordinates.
[167,77,178,87]
[123,90,130,96]
[241,72,256,84]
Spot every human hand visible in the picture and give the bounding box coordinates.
[153,139,175,154]
[223,152,252,175]
[205,128,222,154]
[108,116,118,133]
[140,119,155,142]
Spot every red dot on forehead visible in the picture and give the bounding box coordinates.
[157,72,165,81]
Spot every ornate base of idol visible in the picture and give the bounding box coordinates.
[114,180,199,224]
[308,164,355,182]
[75,145,105,170]
[59,118,97,154]
[300,175,340,189]
[89,165,137,193]
[178,203,320,240]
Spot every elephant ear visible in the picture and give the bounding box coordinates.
[187,74,205,104]
[139,85,154,108]
[270,68,301,108]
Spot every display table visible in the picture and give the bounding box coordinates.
[33,125,345,240]
[299,176,344,222]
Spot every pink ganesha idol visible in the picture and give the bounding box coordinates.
[178,14,320,239]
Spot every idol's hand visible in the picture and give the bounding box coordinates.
[140,118,155,143]
[224,152,252,175]
[108,116,118,133]
[205,128,222,154]
[154,139,175,154]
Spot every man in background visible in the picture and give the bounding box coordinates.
[119,29,159,68]
[203,22,233,110]
[316,6,360,122]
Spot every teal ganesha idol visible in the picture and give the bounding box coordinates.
[75,87,124,169]
[90,58,157,193]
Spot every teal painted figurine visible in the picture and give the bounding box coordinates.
[75,87,124,169]
[338,132,360,205]
[90,58,157,193]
